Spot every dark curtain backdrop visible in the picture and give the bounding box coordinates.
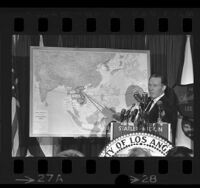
[146,35,186,87]
[12,34,187,157]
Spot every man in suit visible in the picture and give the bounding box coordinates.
[145,74,178,145]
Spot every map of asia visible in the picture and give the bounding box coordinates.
[30,47,150,137]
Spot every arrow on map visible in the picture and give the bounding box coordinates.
[129,176,140,183]
[16,176,35,184]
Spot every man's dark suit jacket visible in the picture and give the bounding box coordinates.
[147,95,178,145]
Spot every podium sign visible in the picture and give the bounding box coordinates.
[110,122,172,142]
[99,132,173,157]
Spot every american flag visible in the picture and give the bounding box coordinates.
[11,35,45,157]
[11,67,20,156]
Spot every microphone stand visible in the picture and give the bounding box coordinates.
[138,103,147,132]
[157,110,162,123]
[155,102,164,135]
[157,102,163,123]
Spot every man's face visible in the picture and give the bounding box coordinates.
[148,77,166,99]
[182,122,193,138]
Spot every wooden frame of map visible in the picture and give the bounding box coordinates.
[29,47,150,137]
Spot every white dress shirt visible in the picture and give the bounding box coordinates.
[148,93,165,112]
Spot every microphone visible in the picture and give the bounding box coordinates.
[120,109,126,122]
[157,100,163,122]
[130,109,138,123]
[134,92,143,103]
[125,103,136,122]
[142,92,148,107]
[157,100,163,110]
[124,109,131,121]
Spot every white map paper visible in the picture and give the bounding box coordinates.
[30,47,150,137]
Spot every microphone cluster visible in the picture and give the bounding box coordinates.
[133,92,149,111]
[117,92,150,125]
[119,108,139,124]
[111,91,165,134]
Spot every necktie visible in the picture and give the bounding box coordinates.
[145,99,154,112]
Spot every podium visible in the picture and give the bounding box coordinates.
[110,122,172,142]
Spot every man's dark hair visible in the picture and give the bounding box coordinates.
[166,146,193,157]
[55,149,85,157]
[128,148,151,157]
[149,73,168,86]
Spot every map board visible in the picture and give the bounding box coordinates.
[30,47,150,137]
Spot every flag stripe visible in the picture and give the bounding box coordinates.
[12,98,20,156]
[12,96,19,157]
[12,127,19,156]
[12,109,18,147]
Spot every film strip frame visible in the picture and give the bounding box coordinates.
[0,8,200,184]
